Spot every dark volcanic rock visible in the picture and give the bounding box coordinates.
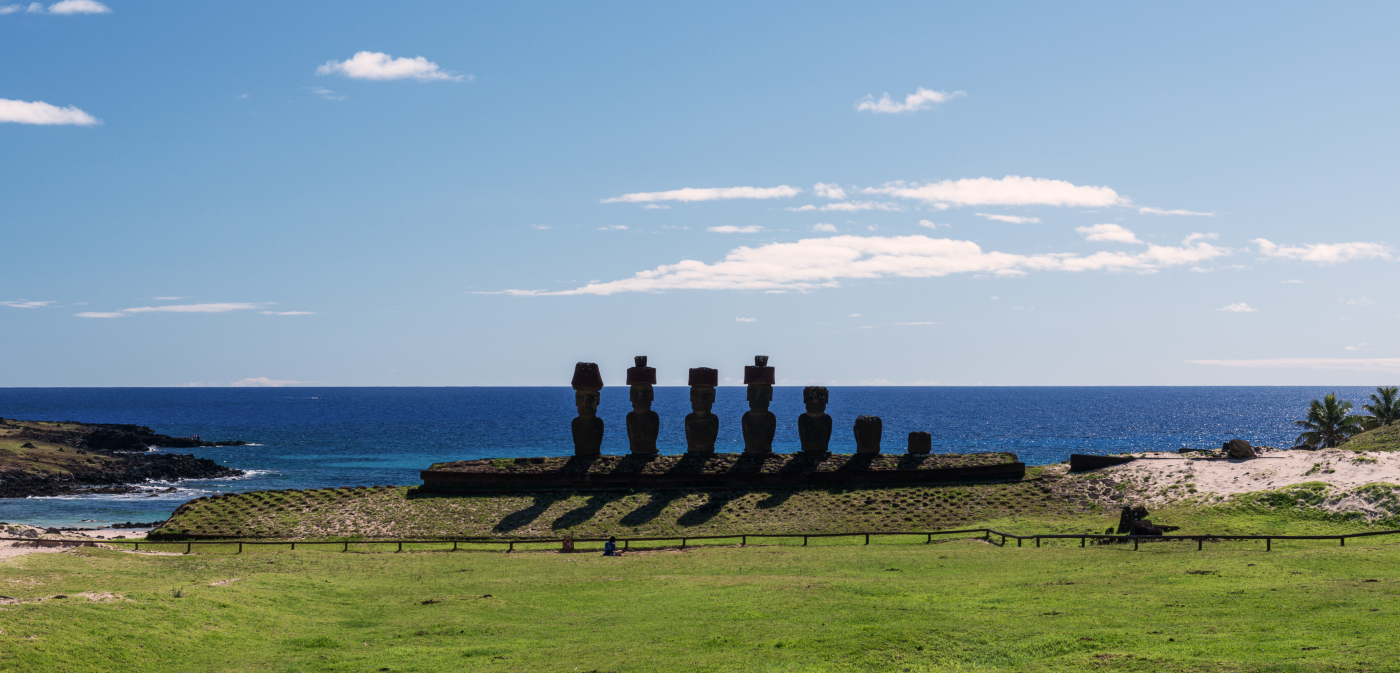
[1224,439,1257,459]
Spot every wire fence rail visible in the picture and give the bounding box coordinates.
[6,528,1400,554]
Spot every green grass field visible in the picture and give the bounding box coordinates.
[2,524,1398,672]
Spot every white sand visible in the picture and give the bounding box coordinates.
[0,525,151,560]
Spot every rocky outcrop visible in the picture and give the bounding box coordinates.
[1224,439,1257,459]
[0,452,242,498]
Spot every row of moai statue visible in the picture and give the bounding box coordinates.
[570,356,934,457]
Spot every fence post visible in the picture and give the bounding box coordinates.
[1266,538,1271,552]
[1017,538,1022,548]
[864,534,870,546]
[1133,538,1138,551]
[134,542,139,551]
[1340,537,1345,547]
[238,542,243,555]
[343,541,348,552]
[397,542,403,553]
[1198,538,1203,551]
[1035,537,1041,548]
[681,538,686,549]
[186,542,191,554]
[290,542,295,551]
[452,541,458,551]
[926,534,931,544]
[742,536,746,547]
[624,540,630,551]
[507,541,514,553]
[1081,537,1085,548]
[803,536,808,546]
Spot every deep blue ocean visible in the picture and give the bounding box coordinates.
[0,386,1376,527]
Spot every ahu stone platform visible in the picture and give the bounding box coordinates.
[419,452,1025,492]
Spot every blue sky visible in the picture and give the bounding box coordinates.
[2,1,1396,387]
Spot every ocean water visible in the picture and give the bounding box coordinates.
[0,386,1377,527]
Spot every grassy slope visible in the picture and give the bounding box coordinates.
[156,476,1111,540]
[2,529,1398,672]
[0,420,116,475]
[1340,424,1400,452]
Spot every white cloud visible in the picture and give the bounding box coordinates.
[894,321,937,326]
[1345,343,1367,351]
[153,296,184,301]
[867,225,879,231]
[855,87,965,114]
[708,225,764,234]
[642,204,670,210]
[0,98,99,126]
[603,185,801,204]
[231,377,304,388]
[499,233,1230,295]
[849,313,862,317]
[531,224,551,230]
[309,87,345,101]
[787,201,901,213]
[598,225,628,231]
[813,182,847,199]
[1282,279,1304,284]
[976,213,1041,224]
[46,0,109,13]
[1140,207,1213,216]
[1216,302,1258,313]
[1187,358,1400,374]
[918,220,946,229]
[1340,297,1373,306]
[1,300,54,308]
[261,311,316,316]
[316,51,466,82]
[1076,223,1143,244]
[864,176,1128,209]
[811,223,838,233]
[1253,238,1393,264]
[735,317,757,323]
[74,302,267,318]
[1183,233,1219,245]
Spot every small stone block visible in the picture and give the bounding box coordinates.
[626,366,657,385]
[571,362,604,390]
[907,431,932,454]
[688,367,719,386]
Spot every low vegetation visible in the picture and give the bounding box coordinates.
[1339,423,1400,452]
[3,523,1399,672]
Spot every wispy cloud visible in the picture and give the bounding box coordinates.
[603,185,801,204]
[261,311,316,316]
[1339,297,1373,306]
[0,98,99,125]
[1188,358,1400,373]
[3,1,109,14]
[893,321,938,326]
[708,225,764,234]
[1140,207,1213,216]
[499,233,1229,295]
[1216,302,1259,313]
[1282,280,1304,284]
[1253,239,1392,264]
[598,225,628,231]
[863,176,1128,209]
[976,213,1040,224]
[735,316,757,323]
[1076,223,1143,244]
[531,224,551,230]
[813,182,847,199]
[75,302,269,318]
[811,223,838,233]
[1,300,54,308]
[153,296,184,301]
[1346,343,1368,352]
[918,220,946,229]
[308,87,345,101]
[231,377,305,388]
[642,204,670,210]
[316,51,467,82]
[856,87,965,114]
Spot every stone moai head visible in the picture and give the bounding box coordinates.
[803,386,829,415]
[746,384,772,412]
[853,414,883,453]
[571,362,604,417]
[629,384,655,411]
[907,430,932,454]
[688,367,718,414]
[575,390,601,417]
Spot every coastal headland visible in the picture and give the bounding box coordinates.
[0,418,245,498]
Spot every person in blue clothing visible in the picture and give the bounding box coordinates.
[603,536,619,556]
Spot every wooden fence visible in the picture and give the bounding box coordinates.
[6,527,1400,554]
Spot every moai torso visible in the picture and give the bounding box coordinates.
[684,372,719,453]
[853,415,882,454]
[572,414,605,456]
[797,386,832,452]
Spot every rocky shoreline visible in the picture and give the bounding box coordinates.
[0,418,246,498]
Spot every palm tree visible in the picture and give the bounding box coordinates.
[1293,393,1366,448]
[1362,386,1399,428]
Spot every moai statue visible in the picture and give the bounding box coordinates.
[625,356,659,455]
[797,386,832,453]
[684,367,720,453]
[853,415,882,454]
[741,356,777,454]
[907,431,932,454]
[570,362,605,457]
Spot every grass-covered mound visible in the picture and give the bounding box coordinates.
[5,527,1400,671]
[154,476,1082,540]
[1339,423,1400,452]
[430,451,1016,475]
